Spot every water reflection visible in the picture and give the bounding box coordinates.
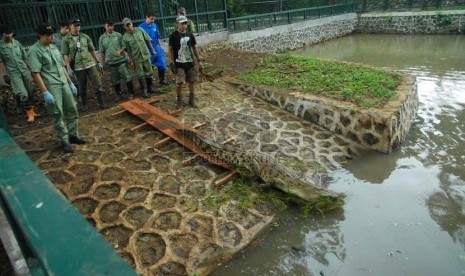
[213,35,465,275]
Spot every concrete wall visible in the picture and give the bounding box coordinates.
[227,14,358,53]
[358,10,465,34]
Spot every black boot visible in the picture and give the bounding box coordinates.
[139,78,148,98]
[69,135,87,144]
[62,141,74,153]
[80,90,88,112]
[176,93,183,109]
[126,81,136,99]
[96,89,106,109]
[146,77,155,94]
[158,68,168,85]
[14,95,22,114]
[189,92,198,108]
[113,84,124,101]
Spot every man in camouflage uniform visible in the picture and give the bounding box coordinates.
[99,19,135,100]
[0,24,37,122]
[62,17,105,110]
[28,23,85,153]
[119,17,156,98]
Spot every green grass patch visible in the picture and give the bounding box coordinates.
[239,54,403,108]
[201,175,343,217]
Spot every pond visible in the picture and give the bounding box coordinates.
[212,34,465,275]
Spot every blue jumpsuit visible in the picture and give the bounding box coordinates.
[139,22,167,71]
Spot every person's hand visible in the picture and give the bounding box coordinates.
[43,91,56,105]
[69,83,78,96]
[198,61,204,70]
[169,63,176,74]
[97,62,104,72]
[67,67,74,77]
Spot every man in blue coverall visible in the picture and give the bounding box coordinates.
[139,11,168,86]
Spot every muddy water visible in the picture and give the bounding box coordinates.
[212,34,465,275]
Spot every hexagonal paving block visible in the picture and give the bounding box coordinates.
[123,206,153,228]
[99,200,127,223]
[152,211,182,231]
[72,197,98,216]
[101,225,133,249]
[133,232,166,267]
[94,183,122,200]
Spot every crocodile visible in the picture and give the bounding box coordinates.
[176,128,344,209]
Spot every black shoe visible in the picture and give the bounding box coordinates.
[69,135,87,144]
[62,142,74,153]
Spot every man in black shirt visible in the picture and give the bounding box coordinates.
[168,16,203,109]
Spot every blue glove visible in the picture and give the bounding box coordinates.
[67,67,74,77]
[69,83,77,96]
[43,91,56,105]
[97,62,103,72]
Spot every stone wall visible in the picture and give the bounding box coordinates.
[357,10,465,34]
[227,13,358,53]
[226,75,418,153]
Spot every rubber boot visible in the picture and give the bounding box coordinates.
[146,77,155,94]
[30,105,39,117]
[126,81,136,99]
[96,89,106,108]
[176,93,183,109]
[25,107,35,123]
[158,68,168,85]
[189,92,198,108]
[139,78,148,98]
[14,95,22,114]
[80,90,88,111]
[114,84,124,101]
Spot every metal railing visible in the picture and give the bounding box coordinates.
[353,0,465,12]
[227,3,354,32]
[0,0,228,47]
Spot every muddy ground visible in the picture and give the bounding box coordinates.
[2,48,266,136]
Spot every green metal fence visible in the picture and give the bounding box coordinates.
[227,3,354,32]
[353,0,465,12]
[0,0,228,46]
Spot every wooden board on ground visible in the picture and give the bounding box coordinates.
[120,99,234,171]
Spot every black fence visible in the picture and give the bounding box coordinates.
[353,0,465,12]
[0,0,228,46]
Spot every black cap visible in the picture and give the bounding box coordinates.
[35,23,54,35]
[104,18,113,25]
[0,24,12,34]
[69,16,81,25]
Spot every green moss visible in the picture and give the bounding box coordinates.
[239,54,403,108]
[200,175,342,216]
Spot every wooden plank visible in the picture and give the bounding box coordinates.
[215,171,238,187]
[154,136,172,148]
[111,109,128,117]
[222,137,235,145]
[121,99,233,170]
[130,122,148,132]
[112,99,160,117]
[182,154,200,165]
[193,122,207,129]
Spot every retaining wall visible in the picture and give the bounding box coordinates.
[357,10,465,34]
[226,75,418,153]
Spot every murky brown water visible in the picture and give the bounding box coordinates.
[212,34,465,275]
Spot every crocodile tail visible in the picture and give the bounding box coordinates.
[175,128,223,153]
[174,128,199,141]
